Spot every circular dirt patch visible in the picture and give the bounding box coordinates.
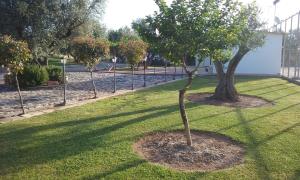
[133,131,245,172]
[187,93,273,108]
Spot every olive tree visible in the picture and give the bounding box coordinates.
[0,36,31,114]
[210,3,265,101]
[70,37,110,98]
[118,39,148,90]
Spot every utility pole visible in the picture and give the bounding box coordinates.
[273,0,280,26]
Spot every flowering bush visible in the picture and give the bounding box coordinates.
[118,39,148,66]
[70,37,110,70]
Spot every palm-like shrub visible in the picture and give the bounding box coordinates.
[70,37,110,98]
[118,39,148,90]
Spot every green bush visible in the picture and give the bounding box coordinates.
[46,65,63,82]
[19,65,49,88]
[5,65,49,88]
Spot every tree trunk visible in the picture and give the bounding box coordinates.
[173,65,176,80]
[179,73,193,146]
[15,74,25,115]
[177,54,202,146]
[90,71,97,98]
[213,47,250,101]
[131,65,134,90]
[213,72,238,101]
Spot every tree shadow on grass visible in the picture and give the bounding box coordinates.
[271,91,300,101]
[82,159,146,180]
[217,102,300,133]
[0,103,194,176]
[254,85,297,96]
[291,169,300,180]
[235,108,272,180]
[234,106,300,180]
[0,103,179,139]
[239,82,289,94]
[256,122,300,147]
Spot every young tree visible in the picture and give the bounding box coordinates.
[118,39,148,90]
[210,3,265,101]
[0,36,31,114]
[108,27,141,61]
[70,37,110,98]
[134,0,222,146]
[134,0,256,146]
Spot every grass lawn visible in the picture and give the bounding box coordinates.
[48,57,78,66]
[0,76,300,179]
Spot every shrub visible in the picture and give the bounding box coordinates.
[5,65,49,88]
[118,39,148,66]
[46,65,63,82]
[19,65,49,87]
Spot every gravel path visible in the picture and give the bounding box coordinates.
[0,72,178,118]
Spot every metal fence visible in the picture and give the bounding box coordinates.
[270,11,300,80]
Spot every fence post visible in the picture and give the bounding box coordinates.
[164,61,167,82]
[282,34,287,76]
[297,51,300,79]
[297,12,300,78]
[282,20,288,76]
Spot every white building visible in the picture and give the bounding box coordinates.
[201,33,283,76]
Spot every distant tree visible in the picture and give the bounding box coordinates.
[108,27,139,43]
[0,0,106,62]
[71,19,107,39]
[118,39,148,90]
[70,37,110,98]
[108,27,140,59]
[0,36,31,114]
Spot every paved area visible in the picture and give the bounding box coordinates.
[0,72,179,119]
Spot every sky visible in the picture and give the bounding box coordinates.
[102,0,300,30]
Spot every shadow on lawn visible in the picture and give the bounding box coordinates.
[239,82,289,94]
[235,108,272,180]
[291,170,300,180]
[234,108,300,180]
[0,104,176,139]
[0,103,194,176]
[217,102,300,133]
[82,159,146,179]
[0,76,297,178]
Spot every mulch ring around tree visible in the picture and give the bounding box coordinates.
[133,130,245,172]
[187,93,274,108]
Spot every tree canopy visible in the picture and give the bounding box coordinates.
[0,35,31,73]
[133,0,266,145]
[118,39,148,66]
[70,36,110,70]
[0,0,106,58]
[0,35,32,114]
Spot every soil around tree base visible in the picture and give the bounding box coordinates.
[187,93,273,108]
[133,130,245,172]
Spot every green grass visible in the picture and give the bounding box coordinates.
[48,58,78,66]
[0,76,300,179]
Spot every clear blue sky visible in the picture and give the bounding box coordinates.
[102,0,300,30]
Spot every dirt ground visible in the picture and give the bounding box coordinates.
[187,93,273,108]
[133,130,245,172]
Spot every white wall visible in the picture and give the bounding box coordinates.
[207,33,283,75]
